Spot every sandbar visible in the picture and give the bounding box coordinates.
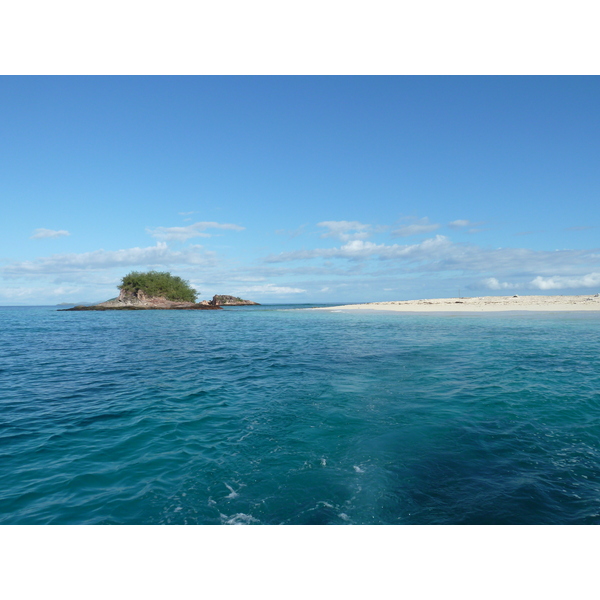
[315,295,600,312]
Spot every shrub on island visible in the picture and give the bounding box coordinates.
[118,271,198,303]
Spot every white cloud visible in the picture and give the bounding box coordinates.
[147,221,245,242]
[0,285,87,301]
[448,219,485,230]
[2,242,216,276]
[235,283,306,294]
[530,273,600,290]
[0,287,45,300]
[227,276,267,282]
[392,217,440,237]
[31,228,70,239]
[317,221,372,242]
[448,220,471,229]
[449,220,484,234]
[483,273,600,291]
[266,235,453,263]
[482,277,521,290]
[264,235,600,289]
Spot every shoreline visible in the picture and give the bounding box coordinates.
[313,294,600,313]
[58,304,222,311]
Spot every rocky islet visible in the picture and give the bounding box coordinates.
[59,289,259,311]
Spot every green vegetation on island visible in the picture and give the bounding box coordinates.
[118,271,198,303]
[58,271,260,311]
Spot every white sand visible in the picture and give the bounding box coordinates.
[315,295,600,312]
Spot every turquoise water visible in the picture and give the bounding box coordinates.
[1,305,599,524]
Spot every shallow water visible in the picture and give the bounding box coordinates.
[1,305,599,524]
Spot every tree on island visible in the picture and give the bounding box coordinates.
[118,271,198,303]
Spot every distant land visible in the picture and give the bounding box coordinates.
[210,295,259,306]
[55,302,97,307]
[314,294,600,313]
[58,292,261,311]
[58,270,260,311]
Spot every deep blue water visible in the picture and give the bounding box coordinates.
[1,304,599,524]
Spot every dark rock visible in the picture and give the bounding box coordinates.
[58,289,222,311]
[210,295,260,306]
[59,303,222,311]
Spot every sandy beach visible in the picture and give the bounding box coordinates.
[316,294,600,312]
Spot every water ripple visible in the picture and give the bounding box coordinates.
[1,307,600,523]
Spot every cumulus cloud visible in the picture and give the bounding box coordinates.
[317,221,373,242]
[266,235,453,263]
[392,217,440,237]
[31,228,70,239]
[482,273,600,291]
[147,221,244,242]
[264,235,600,286]
[530,273,600,290]
[2,242,216,276]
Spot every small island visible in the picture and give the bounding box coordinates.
[210,295,260,306]
[59,271,259,311]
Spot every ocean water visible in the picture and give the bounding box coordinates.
[1,304,599,525]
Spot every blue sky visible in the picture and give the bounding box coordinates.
[1,76,600,304]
